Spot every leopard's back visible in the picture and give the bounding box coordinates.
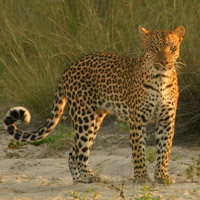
[62,52,135,121]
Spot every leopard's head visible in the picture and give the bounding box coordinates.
[139,26,185,70]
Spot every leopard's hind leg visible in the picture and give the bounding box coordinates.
[69,108,107,183]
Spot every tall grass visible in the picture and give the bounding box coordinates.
[0,0,199,133]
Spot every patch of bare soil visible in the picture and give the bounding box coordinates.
[0,113,200,200]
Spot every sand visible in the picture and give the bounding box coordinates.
[0,120,200,200]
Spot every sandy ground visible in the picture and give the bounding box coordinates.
[0,118,200,200]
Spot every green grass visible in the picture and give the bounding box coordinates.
[135,185,161,200]
[146,147,156,164]
[34,123,73,151]
[8,123,73,152]
[70,189,99,200]
[115,121,129,133]
[0,0,200,134]
[185,155,200,180]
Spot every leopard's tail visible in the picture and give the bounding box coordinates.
[3,90,67,143]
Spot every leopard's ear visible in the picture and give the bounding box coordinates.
[172,26,185,38]
[139,26,150,41]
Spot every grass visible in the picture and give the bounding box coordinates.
[34,123,73,151]
[185,155,200,180]
[110,181,162,200]
[115,121,129,133]
[8,122,73,152]
[0,0,200,134]
[146,147,156,164]
[135,185,161,200]
[70,189,99,200]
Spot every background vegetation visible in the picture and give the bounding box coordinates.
[0,0,200,134]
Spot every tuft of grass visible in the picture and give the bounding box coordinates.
[185,164,196,181]
[8,140,25,150]
[0,0,200,134]
[146,147,156,164]
[135,185,161,200]
[8,121,73,152]
[69,189,99,200]
[115,121,129,133]
[196,155,200,178]
[185,155,200,180]
[32,123,73,152]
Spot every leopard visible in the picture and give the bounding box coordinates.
[4,26,185,184]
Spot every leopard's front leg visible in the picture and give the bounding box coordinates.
[130,115,150,183]
[154,104,177,184]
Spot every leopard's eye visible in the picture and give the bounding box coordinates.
[154,47,159,52]
[170,46,177,52]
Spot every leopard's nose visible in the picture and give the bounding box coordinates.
[160,60,169,66]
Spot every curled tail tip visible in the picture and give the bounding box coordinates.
[14,106,31,124]
[4,106,31,129]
